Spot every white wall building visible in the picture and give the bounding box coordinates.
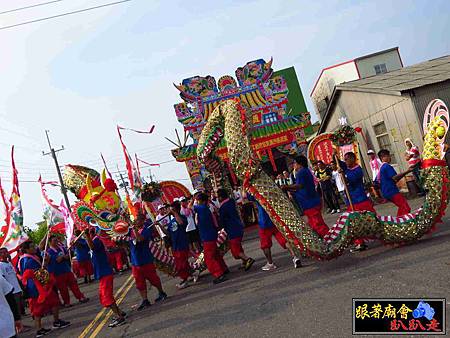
[318,55,450,189]
[311,47,403,120]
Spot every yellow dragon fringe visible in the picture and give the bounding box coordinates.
[197,98,450,260]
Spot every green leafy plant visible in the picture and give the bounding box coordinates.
[331,125,356,146]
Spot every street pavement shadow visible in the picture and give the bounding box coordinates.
[124,227,450,336]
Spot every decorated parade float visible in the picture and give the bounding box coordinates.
[171,58,313,190]
[197,96,450,259]
[22,93,449,285]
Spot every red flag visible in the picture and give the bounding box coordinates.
[117,125,155,134]
[135,157,161,167]
[11,146,19,196]
[135,154,142,182]
[0,179,11,247]
[117,126,136,191]
[38,176,59,209]
[48,222,65,234]
[0,179,10,226]
[2,146,28,252]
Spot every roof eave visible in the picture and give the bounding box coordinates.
[318,86,402,134]
[354,47,399,62]
[318,88,340,134]
[336,86,402,96]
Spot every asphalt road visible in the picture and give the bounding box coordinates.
[21,198,450,338]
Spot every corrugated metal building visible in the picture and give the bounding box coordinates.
[318,55,450,178]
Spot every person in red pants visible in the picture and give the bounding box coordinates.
[337,152,377,252]
[194,192,228,284]
[217,188,255,271]
[246,194,302,270]
[84,229,126,328]
[378,149,413,216]
[129,215,167,311]
[73,230,93,283]
[282,155,330,238]
[166,201,192,289]
[19,241,71,337]
[104,240,125,273]
[45,235,89,307]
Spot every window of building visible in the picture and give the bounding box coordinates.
[373,121,396,163]
[263,112,278,124]
[374,63,387,75]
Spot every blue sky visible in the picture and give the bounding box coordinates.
[0,0,449,225]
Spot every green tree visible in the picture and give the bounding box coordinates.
[24,221,48,244]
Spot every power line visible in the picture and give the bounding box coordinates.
[0,126,43,143]
[0,0,65,15]
[0,179,42,183]
[110,159,177,174]
[78,146,176,167]
[0,0,132,31]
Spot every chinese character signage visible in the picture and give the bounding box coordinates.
[307,133,335,164]
[353,298,446,335]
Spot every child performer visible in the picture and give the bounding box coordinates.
[167,201,192,289]
[84,229,126,328]
[282,155,330,238]
[73,229,94,283]
[216,189,255,271]
[129,214,167,311]
[45,234,89,307]
[377,149,413,216]
[19,241,70,337]
[245,194,302,270]
[193,192,228,284]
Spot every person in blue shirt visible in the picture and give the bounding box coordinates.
[167,201,193,289]
[45,235,88,307]
[246,194,301,271]
[337,152,376,252]
[20,241,70,337]
[282,155,330,238]
[84,229,126,328]
[337,152,376,211]
[194,192,228,284]
[129,214,167,311]
[377,149,413,216]
[73,230,93,283]
[216,189,255,271]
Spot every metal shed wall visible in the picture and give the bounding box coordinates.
[410,80,450,140]
[322,90,421,175]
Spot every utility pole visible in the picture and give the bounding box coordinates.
[116,165,129,195]
[42,130,71,209]
[148,168,154,182]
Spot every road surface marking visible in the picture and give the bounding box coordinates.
[78,274,134,338]
[90,279,135,337]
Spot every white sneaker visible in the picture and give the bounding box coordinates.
[293,257,302,268]
[192,270,200,283]
[336,209,341,213]
[261,263,277,271]
[176,280,189,289]
[331,209,336,214]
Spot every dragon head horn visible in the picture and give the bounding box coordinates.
[100,169,107,188]
[86,174,95,196]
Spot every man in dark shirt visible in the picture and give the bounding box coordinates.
[315,161,340,213]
